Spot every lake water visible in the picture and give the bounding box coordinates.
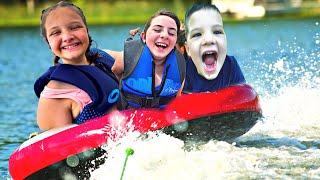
[1,18,319,179]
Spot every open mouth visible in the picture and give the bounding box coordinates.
[62,43,80,50]
[202,51,218,72]
[155,42,168,49]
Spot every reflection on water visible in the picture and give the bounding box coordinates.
[0,19,319,179]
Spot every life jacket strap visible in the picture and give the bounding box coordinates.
[95,62,119,83]
[123,92,174,108]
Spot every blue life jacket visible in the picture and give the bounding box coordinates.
[119,38,186,109]
[183,55,246,93]
[34,53,119,124]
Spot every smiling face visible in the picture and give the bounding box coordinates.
[45,7,89,65]
[185,9,227,80]
[142,15,178,63]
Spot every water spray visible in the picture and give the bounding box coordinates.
[120,148,134,180]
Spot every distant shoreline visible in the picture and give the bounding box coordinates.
[1,16,319,29]
[1,15,319,29]
[0,2,319,28]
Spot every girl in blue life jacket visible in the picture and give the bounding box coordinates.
[183,4,246,93]
[111,9,186,110]
[34,1,119,131]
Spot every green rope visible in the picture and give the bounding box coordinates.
[120,148,134,180]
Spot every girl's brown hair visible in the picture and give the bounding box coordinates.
[143,9,181,41]
[40,1,98,65]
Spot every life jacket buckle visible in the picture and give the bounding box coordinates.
[142,96,159,108]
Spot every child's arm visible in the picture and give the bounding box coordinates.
[129,27,140,36]
[104,49,124,81]
[176,80,185,96]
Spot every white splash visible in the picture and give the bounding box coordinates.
[88,77,320,179]
[90,133,261,180]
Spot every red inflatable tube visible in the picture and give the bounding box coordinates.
[9,84,261,179]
